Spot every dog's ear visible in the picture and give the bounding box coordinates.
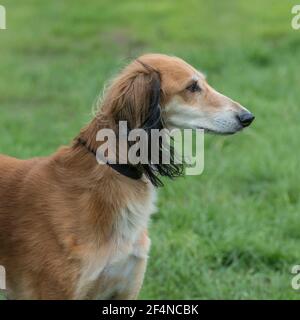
[75,66,161,155]
[109,67,163,131]
[101,62,183,187]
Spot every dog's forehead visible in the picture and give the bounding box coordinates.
[138,54,206,91]
[160,65,206,91]
[161,59,205,83]
[139,54,205,79]
[170,58,205,79]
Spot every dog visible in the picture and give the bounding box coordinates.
[0,54,254,299]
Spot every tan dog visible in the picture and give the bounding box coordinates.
[0,54,254,299]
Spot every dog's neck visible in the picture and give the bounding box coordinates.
[75,136,143,181]
[72,115,143,181]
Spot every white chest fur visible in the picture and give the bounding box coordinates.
[75,185,157,299]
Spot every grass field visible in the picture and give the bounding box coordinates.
[0,0,300,299]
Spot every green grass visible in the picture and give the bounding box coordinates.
[1,0,300,299]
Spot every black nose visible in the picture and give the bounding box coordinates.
[237,112,255,127]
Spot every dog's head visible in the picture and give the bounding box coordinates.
[103,53,254,134]
[98,53,254,185]
[139,53,254,134]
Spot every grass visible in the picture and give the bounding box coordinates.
[0,0,300,299]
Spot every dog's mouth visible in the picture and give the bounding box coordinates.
[195,125,244,135]
[194,111,255,135]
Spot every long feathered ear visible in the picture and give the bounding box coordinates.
[109,64,162,131]
[102,61,183,187]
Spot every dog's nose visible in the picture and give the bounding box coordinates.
[237,112,255,127]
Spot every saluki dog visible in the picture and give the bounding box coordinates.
[0,54,254,299]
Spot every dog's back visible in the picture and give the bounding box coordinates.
[0,154,40,224]
[0,155,41,266]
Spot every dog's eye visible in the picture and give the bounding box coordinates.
[186,81,201,93]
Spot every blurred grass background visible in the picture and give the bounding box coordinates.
[0,0,300,299]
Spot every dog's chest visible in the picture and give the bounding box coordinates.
[89,229,151,299]
[76,187,156,299]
